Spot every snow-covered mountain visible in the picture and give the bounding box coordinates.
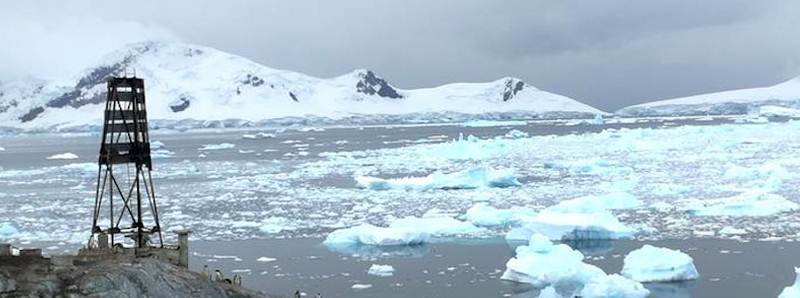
[0,42,603,130]
[617,76,800,117]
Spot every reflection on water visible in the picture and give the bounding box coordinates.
[645,281,693,298]
[562,238,615,256]
[323,242,431,259]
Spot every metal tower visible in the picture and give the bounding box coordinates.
[90,76,162,248]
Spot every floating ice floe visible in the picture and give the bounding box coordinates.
[507,192,639,241]
[242,132,276,139]
[682,190,799,216]
[464,203,536,226]
[575,274,650,298]
[621,245,699,282]
[502,233,605,287]
[779,267,800,298]
[367,264,395,277]
[323,224,430,247]
[508,210,637,241]
[198,143,236,151]
[355,166,521,191]
[46,152,79,160]
[504,129,529,139]
[0,146,5,151]
[351,283,372,290]
[0,222,19,237]
[503,233,648,298]
[256,257,277,262]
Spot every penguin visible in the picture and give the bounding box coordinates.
[214,269,224,282]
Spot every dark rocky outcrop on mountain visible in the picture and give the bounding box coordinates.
[355,70,402,99]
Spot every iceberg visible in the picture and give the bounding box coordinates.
[577,274,649,298]
[367,264,395,277]
[355,166,521,191]
[0,222,19,237]
[621,245,699,282]
[464,203,536,226]
[509,210,637,241]
[683,190,799,216]
[504,129,529,139]
[780,267,800,298]
[46,152,79,160]
[503,233,648,298]
[501,233,606,287]
[323,224,430,246]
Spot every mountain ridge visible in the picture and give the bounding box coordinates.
[616,76,800,116]
[0,41,604,130]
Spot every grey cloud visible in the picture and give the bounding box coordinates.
[1,0,798,111]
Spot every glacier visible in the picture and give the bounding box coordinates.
[617,75,800,117]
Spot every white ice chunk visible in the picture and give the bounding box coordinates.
[779,267,800,298]
[367,264,395,277]
[504,129,529,139]
[355,166,521,191]
[351,283,372,290]
[621,245,699,282]
[46,152,79,160]
[501,233,605,287]
[464,203,536,226]
[323,224,430,246]
[256,257,277,262]
[509,210,636,241]
[683,190,799,216]
[578,274,649,298]
[198,143,236,150]
[0,222,19,237]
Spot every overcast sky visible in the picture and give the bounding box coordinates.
[1,0,799,110]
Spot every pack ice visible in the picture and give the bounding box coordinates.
[621,245,699,282]
[355,166,521,191]
[323,213,483,248]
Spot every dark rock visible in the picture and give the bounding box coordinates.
[19,106,44,122]
[242,74,265,87]
[289,92,299,102]
[502,79,526,102]
[170,96,192,113]
[355,70,402,99]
